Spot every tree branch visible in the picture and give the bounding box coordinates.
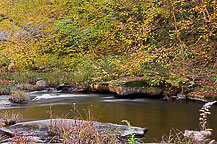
[0,13,31,33]
[0,39,15,44]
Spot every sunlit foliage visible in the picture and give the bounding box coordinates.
[0,0,216,88]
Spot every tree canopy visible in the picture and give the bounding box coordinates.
[0,0,216,87]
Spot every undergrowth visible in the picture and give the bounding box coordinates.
[1,110,23,126]
[47,105,123,143]
[48,119,122,144]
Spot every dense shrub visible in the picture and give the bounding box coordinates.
[0,0,216,89]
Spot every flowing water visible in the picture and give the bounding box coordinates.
[0,91,217,142]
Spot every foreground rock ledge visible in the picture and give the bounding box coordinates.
[0,119,147,143]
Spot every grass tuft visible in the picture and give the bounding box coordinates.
[1,110,23,126]
[9,90,30,103]
[47,118,123,144]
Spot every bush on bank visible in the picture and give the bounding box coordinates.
[0,0,216,98]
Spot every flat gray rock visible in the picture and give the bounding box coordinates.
[0,127,13,137]
[2,119,147,143]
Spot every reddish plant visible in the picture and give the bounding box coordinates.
[9,130,35,144]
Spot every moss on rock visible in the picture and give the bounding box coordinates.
[92,77,163,96]
[91,82,109,92]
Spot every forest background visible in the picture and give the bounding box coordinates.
[0,0,216,98]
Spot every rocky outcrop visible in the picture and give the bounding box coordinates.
[90,82,110,92]
[91,78,163,97]
[0,119,147,143]
[109,84,162,96]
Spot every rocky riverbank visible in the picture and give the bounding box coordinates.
[90,77,217,102]
[0,119,147,143]
[1,76,216,103]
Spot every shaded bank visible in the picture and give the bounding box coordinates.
[0,71,216,103]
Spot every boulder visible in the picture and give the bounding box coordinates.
[56,84,73,92]
[36,80,46,87]
[184,130,212,142]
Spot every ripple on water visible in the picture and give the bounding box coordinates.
[100,97,166,105]
[0,95,12,109]
[31,93,112,101]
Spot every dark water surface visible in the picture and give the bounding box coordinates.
[0,91,217,142]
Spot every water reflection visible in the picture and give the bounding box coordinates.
[0,92,216,142]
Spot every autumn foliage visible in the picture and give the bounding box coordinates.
[0,0,216,89]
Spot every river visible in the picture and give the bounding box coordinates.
[0,90,216,142]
